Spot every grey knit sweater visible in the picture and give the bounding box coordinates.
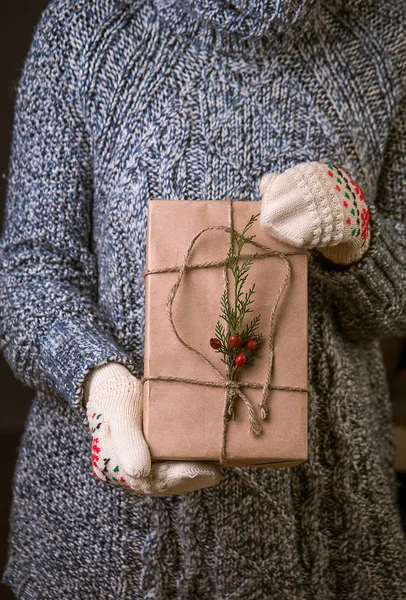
[1,0,406,597]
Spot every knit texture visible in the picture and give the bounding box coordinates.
[84,362,222,495]
[85,362,152,480]
[1,0,406,598]
[259,161,371,263]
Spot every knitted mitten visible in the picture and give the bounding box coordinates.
[259,161,371,265]
[84,362,222,496]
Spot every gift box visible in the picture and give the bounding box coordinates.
[142,198,309,468]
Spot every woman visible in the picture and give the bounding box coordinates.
[1,0,405,597]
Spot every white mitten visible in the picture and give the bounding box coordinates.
[259,161,371,265]
[84,362,222,496]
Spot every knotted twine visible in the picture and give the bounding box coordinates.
[142,198,311,465]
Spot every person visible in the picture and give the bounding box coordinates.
[1,0,405,597]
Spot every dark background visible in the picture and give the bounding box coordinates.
[1,2,50,599]
[0,2,405,600]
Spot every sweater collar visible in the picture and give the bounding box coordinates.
[152,0,322,39]
[144,0,327,58]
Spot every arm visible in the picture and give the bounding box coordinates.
[0,4,141,425]
[309,98,406,342]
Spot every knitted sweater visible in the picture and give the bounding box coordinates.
[1,0,406,597]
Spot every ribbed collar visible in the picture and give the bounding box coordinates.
[146,0,325,57]
[162,0,322,36]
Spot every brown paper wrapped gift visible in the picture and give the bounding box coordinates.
[142,198,309,468]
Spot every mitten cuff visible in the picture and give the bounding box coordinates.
[83,362,140,408]
[317,226,371,265]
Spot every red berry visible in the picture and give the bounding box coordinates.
[246,339,257,350]
[210,338,221,349]
[235,353,246,367]
[229,333,241,348]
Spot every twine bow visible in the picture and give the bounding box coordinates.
[142,198,311,465]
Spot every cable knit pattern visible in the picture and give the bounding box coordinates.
[1,0,406,598]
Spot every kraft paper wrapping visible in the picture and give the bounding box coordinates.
[142,198,309,468]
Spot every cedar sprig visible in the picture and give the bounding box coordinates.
[210,213,264,379]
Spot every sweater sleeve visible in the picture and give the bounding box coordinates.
[0,5,142,425]
[309,97,406,343]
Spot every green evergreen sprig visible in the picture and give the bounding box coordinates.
[209,213,264,381]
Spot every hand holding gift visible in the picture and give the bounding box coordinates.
[259,161,371,265]
[84,362,222,496]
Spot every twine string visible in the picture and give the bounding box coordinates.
[222,202,234,464]
[142,198,310,465]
